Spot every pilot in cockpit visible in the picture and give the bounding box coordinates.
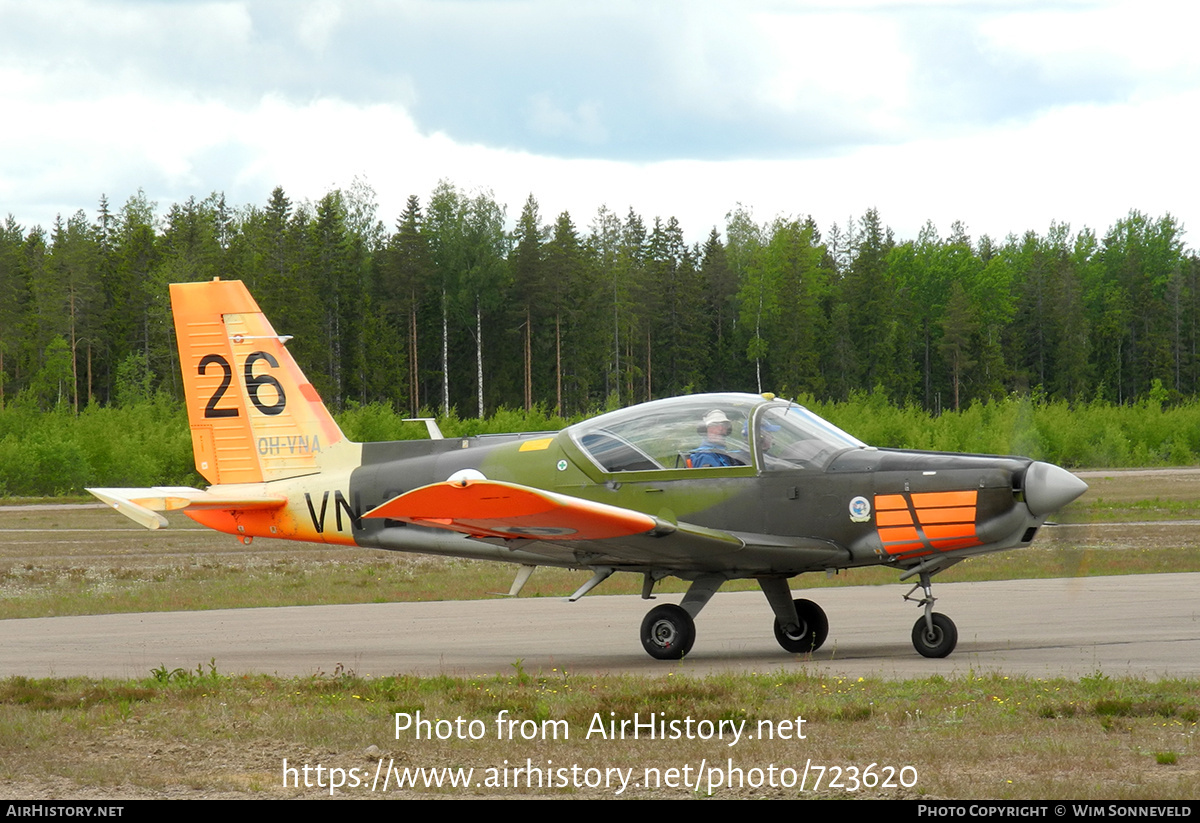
[688,409,745,468]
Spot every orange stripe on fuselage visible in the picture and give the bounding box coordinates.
[878,526,921,543]
[911,490,977,509]
[873,490,981,555]
[874,494,909,510]
[915,506,976,525]
[876,509,914,527]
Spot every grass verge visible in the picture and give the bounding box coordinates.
[0,667,1196,799]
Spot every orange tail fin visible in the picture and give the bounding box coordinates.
[172,279,349,485]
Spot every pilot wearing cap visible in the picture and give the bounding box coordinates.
[689,409,745,468]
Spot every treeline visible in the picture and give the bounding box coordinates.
[0,181,1196,416]
[3,393,1198,496]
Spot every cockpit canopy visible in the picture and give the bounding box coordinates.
[567,393,868,474]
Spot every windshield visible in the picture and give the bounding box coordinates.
[755,404,868,470]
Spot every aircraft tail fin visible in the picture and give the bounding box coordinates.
[171,279,349,485]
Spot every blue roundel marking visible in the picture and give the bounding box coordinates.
[849,495,871,522]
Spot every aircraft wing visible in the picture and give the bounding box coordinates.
[362,478,668,540]
[87,486,287,530]
[363,479,849,572]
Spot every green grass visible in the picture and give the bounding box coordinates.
[0,668,1195,798]
[1061,496,1200,523]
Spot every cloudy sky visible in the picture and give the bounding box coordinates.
[1,0,1196,246]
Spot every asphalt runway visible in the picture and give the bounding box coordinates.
[4,573,1198,680]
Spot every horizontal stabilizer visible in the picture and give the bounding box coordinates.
[363,479,659,540]
[87,487,287,530]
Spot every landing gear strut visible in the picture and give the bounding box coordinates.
[904,571,958,658]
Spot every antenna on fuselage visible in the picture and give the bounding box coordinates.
[403,418,444,440]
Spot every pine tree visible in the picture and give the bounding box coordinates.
[939,281,978,411]
[380,195,433,414]
[544,211,587,412]
[510,195,544,411]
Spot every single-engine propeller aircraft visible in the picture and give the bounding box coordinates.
[90,279,1088,660]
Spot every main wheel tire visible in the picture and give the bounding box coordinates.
[773,598,829,653]
[640,604,696,660]
[911,612,958,658]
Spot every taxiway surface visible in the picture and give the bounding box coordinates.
[3,573,1198,680]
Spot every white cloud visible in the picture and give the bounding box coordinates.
[525,95,608,146]
[0,0,1195,248]
[294,0,343,53]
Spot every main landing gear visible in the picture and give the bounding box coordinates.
[638,575,836,660]
[640,604,695,659]
[773,598,829,653]
[636,571,960,660]
[761,577,828,653]
[639,574,723,660]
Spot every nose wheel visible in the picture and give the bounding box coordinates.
[904,571,958,658]
[911,612,957,658]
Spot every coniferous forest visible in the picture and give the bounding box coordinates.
[1,181,1195,418]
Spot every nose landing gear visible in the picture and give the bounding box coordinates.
[904,571,958,658]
